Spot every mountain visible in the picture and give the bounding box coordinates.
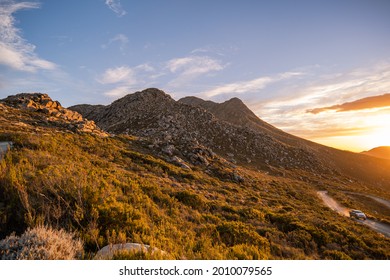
[1,90,390,260]
[70,88,331,174]
[178,96,291,143]
[362,146,390,160]
[71,88,390,189]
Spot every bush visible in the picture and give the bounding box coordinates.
[173,190,206,210]
[227,244,268,260]
[322,250,352,260]
[0,225,83,260]
[216,221,270,259]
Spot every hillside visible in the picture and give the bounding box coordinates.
[1,91,389,260]
[71,89,390,191]
[362,146,390,160]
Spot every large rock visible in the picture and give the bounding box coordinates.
[94,243,159,259]
[1,93,108,137]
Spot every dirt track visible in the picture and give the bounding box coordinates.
[317,191,390,237]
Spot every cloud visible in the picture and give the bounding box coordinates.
[204,77,273,98]
[307,93,390,114]
[166,56,225,88]
[202,71,303,98]
[167,56,224,75]
[246,62,390,151]
[98,66,135,84]
[255,63,390,116]
[104,86,132,97]
[101,34,128,52]
[0,1,56,72]
[98,64,158,97]
[135,63,154,72]
[105,0,126,17]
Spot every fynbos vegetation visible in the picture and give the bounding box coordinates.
[0,91,389,260]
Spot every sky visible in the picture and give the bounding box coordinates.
[0,0,390,152]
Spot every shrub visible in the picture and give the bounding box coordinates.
[216,221,270,259]
[173,190,206,210]
[0,225,83,260]
[227,244,268,260]
[322,250,352,260]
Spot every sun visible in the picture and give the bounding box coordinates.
[314,112,390,152]
[364,126,390,149]
[359,114,390,150]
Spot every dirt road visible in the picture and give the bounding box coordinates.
[317,191,390,237]
[317,191,350,216]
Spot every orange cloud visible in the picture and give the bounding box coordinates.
[307,93,390,114]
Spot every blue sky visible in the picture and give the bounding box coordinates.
[1,0,390,151]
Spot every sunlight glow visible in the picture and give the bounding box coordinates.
[311,113,390,152]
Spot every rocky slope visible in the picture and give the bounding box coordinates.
[70,88,390,189]
[1,93,108,137]
[180,95,390,189]
[179,96,292,144]
[70,88,328,174]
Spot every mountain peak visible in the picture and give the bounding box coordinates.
[226,97,244,104]
[121,88,172,102]
[178,96,208,106]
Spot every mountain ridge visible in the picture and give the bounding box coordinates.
[1,89,390,260]
[362,146,390,160]
[70,88,390,190]
[70,88,329,174]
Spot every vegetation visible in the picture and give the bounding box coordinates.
[0,225,83,260]
[0,107,389,260]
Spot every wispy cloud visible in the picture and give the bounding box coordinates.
[0,1,56,72]
[249,62,390,151]
[98,64,156,97]
[167,56,224,75]
[307,93,390,114]
[101,34,128,53]
[203,77,273,98]
[257,63,390,116]
[202,71,303,98]
[166,56,225,88]
[51,35,73,47]
[135,63,154,72]
[104,86,132,97]
[98,66,135,84]
[105,0,126,17]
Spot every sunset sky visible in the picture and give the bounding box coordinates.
[1,0,389,152]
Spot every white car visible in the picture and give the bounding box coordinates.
[349,210,367,220]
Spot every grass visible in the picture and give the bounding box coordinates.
[0,105,389,260]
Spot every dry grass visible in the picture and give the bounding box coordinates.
[0,225,83,260]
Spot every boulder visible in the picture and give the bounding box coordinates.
[94,243,158,259]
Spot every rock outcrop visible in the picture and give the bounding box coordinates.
[1,93,108,137]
